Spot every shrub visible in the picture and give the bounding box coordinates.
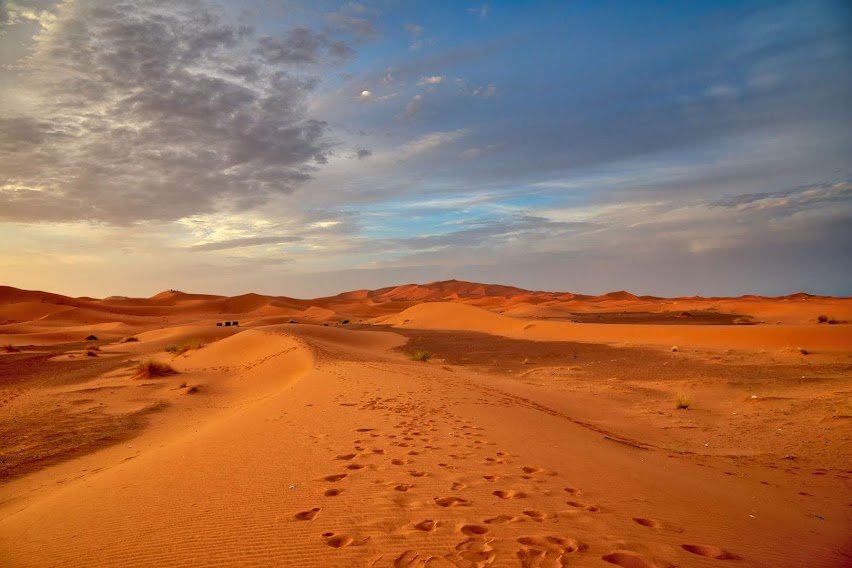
[797,347,809,355]
[341,319,350,325]
[674,393,692,410]
[122,336,140,343]
[817,314,829,323]
[165,337,203,355]
[85,335,98,341]
[86,350,98,357]
[410,350,432,362]
[135,360,177,378]
[2,344,20,353]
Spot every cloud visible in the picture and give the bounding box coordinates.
[401,93,422,119]
[468,3,490,18]
[397,129,469,159]
[471,83,497,97]
[188,235,302,252]
[356,148,372,159]
[359,89,372,99]
[254,27,353,65]
[325,2,375,39]
[418,75,444,86]
[711,181,851,214]
[404,22,422,37]
[0,0,338,224]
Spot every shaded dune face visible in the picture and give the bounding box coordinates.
[0,281,850,567]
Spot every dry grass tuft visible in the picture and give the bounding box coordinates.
[410,350,432,362]
[2,344,20,353]
[135,360,177,378]
[165,337,203,355]
[674,392,693,410]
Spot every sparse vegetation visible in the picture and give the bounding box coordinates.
[86,350,98,357]
[135,360,177,378]
[122,336,140,343]
[85,334,98,341]
[165,337,203,355]
[2,344,20,353]
[341,319,350,325]
[410,350,432,362]
[797,347,809,355]
[674,392,692,410]
[817,314,829,323]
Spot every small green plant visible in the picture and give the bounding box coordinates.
[410,350,432,362]
[165,337,203,355]
[674,392,692,410]
[135,360,177,378]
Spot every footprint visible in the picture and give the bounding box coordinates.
[517,536,578,553]
[395,484,413,492]
[602,550,658,568]
[294,507,320,521]
[681,544,742,560]
[523,510,547,522]
[323,474,347,482]
[409,470,427,477]
[356,428,375,432]
[435,496,472,507]
[484,515,520,525]
[460,524,489,536]
[452,482,467,490]
[324,488,343,497]
[632,517,662,529]
[483,475,500,482]
[564,486,581,495]
[414,519,438,532]
[566,500,599,512]
[493,489,527,499]
[336,453,357,460]
[346,463,366,470]
[391,459,406,466]
[322,532,368,548]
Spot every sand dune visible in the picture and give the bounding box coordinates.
[1,281,850,567]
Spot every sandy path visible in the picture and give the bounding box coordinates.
[1,327,849,567]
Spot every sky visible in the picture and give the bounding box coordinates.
[0,0,850,298]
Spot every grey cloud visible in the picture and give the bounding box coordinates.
[356,148,372,159]
[0,0,339,224]
[189,235,302,252]
[325,2,375,39]
[712,181,851,214]
[255,27,353,65]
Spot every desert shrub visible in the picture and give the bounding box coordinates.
[817,314,829,323]
[797,347,809,355]
[122,336,140,343]
[86,350,98,357]
[85,335,98,341]
[410,350,432,362]
[2,344,20,353]
[674,392,692,410]
[165,337,203,355]
[135,360,177,378]
[341,319,350,325]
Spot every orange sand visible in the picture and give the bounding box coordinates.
[0,281,850,567]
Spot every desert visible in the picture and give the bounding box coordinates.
[2,1,851,566]
[1,280,850,567]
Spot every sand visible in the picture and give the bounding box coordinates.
[0,281,850,567]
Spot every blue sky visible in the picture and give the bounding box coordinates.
[0,0,850,297]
